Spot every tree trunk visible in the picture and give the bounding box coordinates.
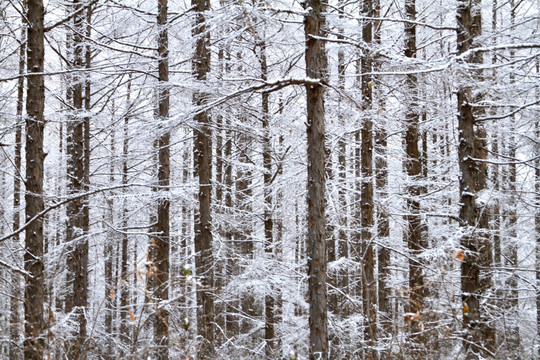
[304,1,328,358]
[192,0,215,357]
[259,36,277,357]
[456,1,495,357]
[65,2,88,357]
[10,9,25,359]
[360,1,378,358]
[120,78,132,348]
[24,0,47,357]
[403,0,428,355]
[146,1,171,358]
[373,0,391,346]
[104,120,115,358]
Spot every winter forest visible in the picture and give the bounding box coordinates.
[0,0,538,359]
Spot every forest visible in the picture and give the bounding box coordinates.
[0,0,538,359]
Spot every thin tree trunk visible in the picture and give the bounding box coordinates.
[192,0,215,357]
[373,0,391,345]
[259,35,277,357]
[360,1,378,358]
[403,0,428,355]
[104,122,115,359]
[120,78,132,348]
[10,8,25,358]
[304,1,328,358]
[24,0,46,357]
[456,1,495,357]
[65,1,88,357]
[147,1,171,357]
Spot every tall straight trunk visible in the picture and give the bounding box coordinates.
[24,0,46,358]
[82,2,92,314]
[456,0,495,357]
[10,9,25,359]
[403,0,427,353]
[304,1,328,358]
[65,1,88,357]
[104,124,115,358]
[373,0,391,342]
[224,115,236,338]
[260,37,277,357]
[192,0,214,357]
[491,0,502,269]
[360,1,378,358]
[120,78,132,346]
[147,0,171,358]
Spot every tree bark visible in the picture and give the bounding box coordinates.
[259,36,277,357]
[147,0,171,357]
[120,77,132,348]
[10,8,25,358]
[24,0,47,358]
[360,1,378,358]
[65,1,89,357]
[456,0,495,357]
[403,0,428,354]
[192,0,215,357]
[304,1,328,358]
[373,0,391,344]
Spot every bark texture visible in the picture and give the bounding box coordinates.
[403,0,428,354]
[10,9,25,359]
[260,39,276,357]
[360,1,378,358]
[147,0,171,357]
[304,1,328,358]
[456,0,495,357]
[192,0,215,357]
[24,0,47,358]
[65,2,89,357]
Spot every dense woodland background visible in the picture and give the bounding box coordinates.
[0,0,538,359]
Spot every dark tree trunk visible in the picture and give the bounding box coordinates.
[403,0,428,355]
[65,2,89,357]
[259,37,277,357]
[147,1,171,358]
[103,121,116,359]
[24,0,47,358]
[373,0,391,344]
[360,1,378,358]
[304,1,328,358]
[120,78,132,347]
[10,8,25,359]
[192,0,215,357]
[456,1,495,357]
